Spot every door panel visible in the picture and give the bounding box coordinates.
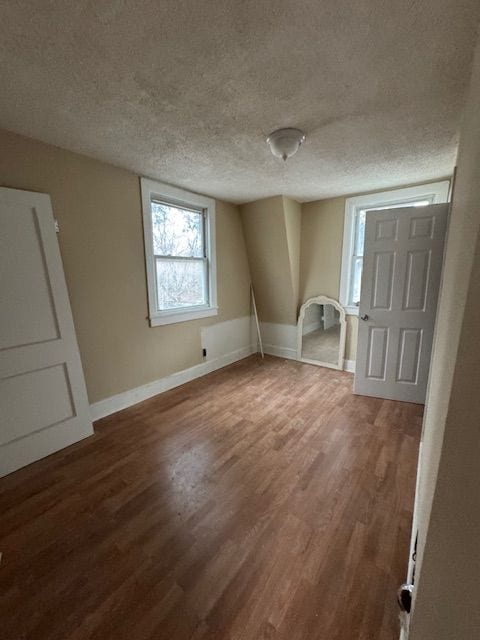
[396,328,422,383]
[375,218,398,240]
[0,187,93,477]
[354,204,448,403]
[409,215,434,239]
[2,203,60,349]
[366,326,389,380]
[371,252,395,309]
[0,365,75,445]
[403,250,430,310]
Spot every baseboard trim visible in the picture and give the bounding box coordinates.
[90,344,256,421]
[90,347,355,420]
[263,347,356,372]
[263,344,298,360]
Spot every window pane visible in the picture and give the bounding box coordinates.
[155,258,206,310]
[151,202,203,257]
[351,257,363,305]
[355,210,366,256]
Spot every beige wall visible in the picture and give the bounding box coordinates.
[300,198,344,301]
[0,129,251,404]
[240,196,299,325]
[240,192,358,361]
[283,196,302,311]
[409,36,480,640]
[300,197,358,360]
[2,123,458,411]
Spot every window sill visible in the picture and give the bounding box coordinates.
[343,305,359,316]
[149,306,218,327]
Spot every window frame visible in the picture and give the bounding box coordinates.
[141,178,217,326]
[339,181,450,316]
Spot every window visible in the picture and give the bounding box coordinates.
[339,181,450,315]
[141,178,217,326]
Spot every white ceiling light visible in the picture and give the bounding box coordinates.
[266,128,306,161]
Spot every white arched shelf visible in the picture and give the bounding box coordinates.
[297,296,347,370]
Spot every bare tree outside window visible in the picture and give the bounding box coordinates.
[141,178,217,326]
[151,202,208,310]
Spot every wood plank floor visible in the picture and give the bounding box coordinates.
[0,355,422,640]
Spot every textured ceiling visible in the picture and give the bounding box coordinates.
[1,1,479,203]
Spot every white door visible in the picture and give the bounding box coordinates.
[354,204,448,403]
[0,187,93,477]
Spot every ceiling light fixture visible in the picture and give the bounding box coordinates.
[266,128,306,161]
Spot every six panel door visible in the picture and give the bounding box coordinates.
[354,204,448,403]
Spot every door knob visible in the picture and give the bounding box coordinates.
[397,583,414,613]
[360,314,369,321]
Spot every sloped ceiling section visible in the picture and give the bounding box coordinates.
[0,1,480,202]
[241,197,301,326]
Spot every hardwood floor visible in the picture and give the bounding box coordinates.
[0,355,422,640]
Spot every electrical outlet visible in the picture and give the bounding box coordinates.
[202,348,207,357]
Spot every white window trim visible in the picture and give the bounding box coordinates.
[140,177,218,327]
[339,181,450,316]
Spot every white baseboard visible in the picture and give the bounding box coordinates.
[90,344,256,421]
[259,321,298,361]
[259,322,355,371]
[90,316,355,420]
[265,349,355,372]
[201,315,255,358]
[263,344,298,360]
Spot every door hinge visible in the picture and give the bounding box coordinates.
[54,219,60,233]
